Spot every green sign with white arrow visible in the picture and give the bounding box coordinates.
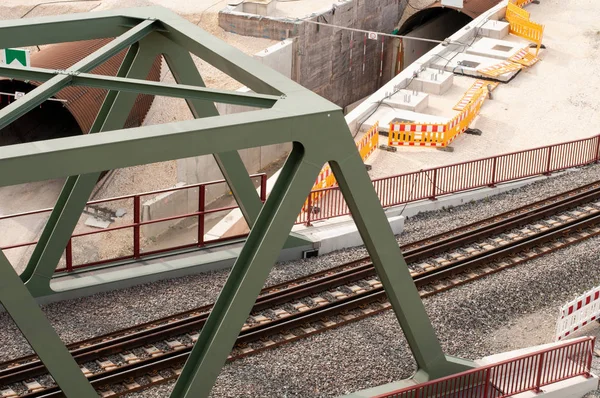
[2,48,30,67]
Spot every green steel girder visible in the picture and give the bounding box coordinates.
[0,253,98,396]
[0,64,280,108]
[154,33,308,247]
[21,38,160,294]
[0,7,472,398]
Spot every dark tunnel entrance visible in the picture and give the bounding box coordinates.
[398,8,473,71]
[0,80,81,146]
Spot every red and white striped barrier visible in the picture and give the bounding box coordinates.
[556,285,600,341]
[391,123,446,133]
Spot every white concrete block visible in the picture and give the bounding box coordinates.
[242,0,274,16]
[383,90,429,112]
[479,19,509,40]
[409,68,454,95]
[297,216,405,255]
[467,37,522,60]
[253,39,293,78]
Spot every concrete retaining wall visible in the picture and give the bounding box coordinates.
[219,0,406,109]
[141,182,197,238]
[150,41,295,238]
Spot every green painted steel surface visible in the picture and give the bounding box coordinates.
[0,7,470,397]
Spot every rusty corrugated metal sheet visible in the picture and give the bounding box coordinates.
[428,0,502,19]
[29,38,161,134]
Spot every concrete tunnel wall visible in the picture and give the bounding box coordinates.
[400,9,473,70]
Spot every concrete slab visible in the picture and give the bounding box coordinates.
[467,37,523,60]
[42,239,313,305]
[84,217,111,229]
[297,216,405,255]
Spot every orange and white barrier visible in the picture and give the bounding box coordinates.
[511,0,535,8]
[509,47,540,67]
[446,87,486,144]
[505,2,544,55]
[478,61,523,78]
[389,87,487,148]
[453,80,499,111]
[357,121,379,160]
[388,123,447,147]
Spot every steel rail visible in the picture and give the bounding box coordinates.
[2,182,600,396]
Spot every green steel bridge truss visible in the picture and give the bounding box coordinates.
[0,7,471,397]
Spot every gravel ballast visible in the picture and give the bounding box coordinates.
[1,164,600,397]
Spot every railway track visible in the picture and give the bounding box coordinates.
[2,182,600,397]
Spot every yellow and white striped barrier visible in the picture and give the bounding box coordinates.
[478,60,523,78]
[509,47,540,67]
[453,80,499,111]
[506,2,544,55]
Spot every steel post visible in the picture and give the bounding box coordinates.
[198,185,206,247]
[133,196,141,258]
[328,113,471,380]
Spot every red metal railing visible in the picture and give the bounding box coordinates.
[374,336,595,398]
[0,174,267,273]
[2,135,600,273]
[297,134,600,225]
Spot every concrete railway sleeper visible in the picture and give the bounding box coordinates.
[2,183,600,397]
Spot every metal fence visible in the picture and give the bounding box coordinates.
[297,135,600,225]
[1,135,599,272]
[373,336,595,398]
[0,174,267,273]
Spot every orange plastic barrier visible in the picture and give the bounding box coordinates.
[453,80,498,111]
[478,61,522,78]
[389,87,488,148]
[388,123,447,147]
[445,87,486,146]
[511,0,535,8]
[509,47,540,67]
[506,2,544,55]
[357,121,379,160]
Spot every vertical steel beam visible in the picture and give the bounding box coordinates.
[22,39,160,295]
[158,36,264,227]
[327,113,470,380]
[171,143,321,398]
[0,252,97,397]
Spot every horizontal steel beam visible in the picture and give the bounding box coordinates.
[0,65,280,108]
[0,101,336,187]
[0,12,142,48]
